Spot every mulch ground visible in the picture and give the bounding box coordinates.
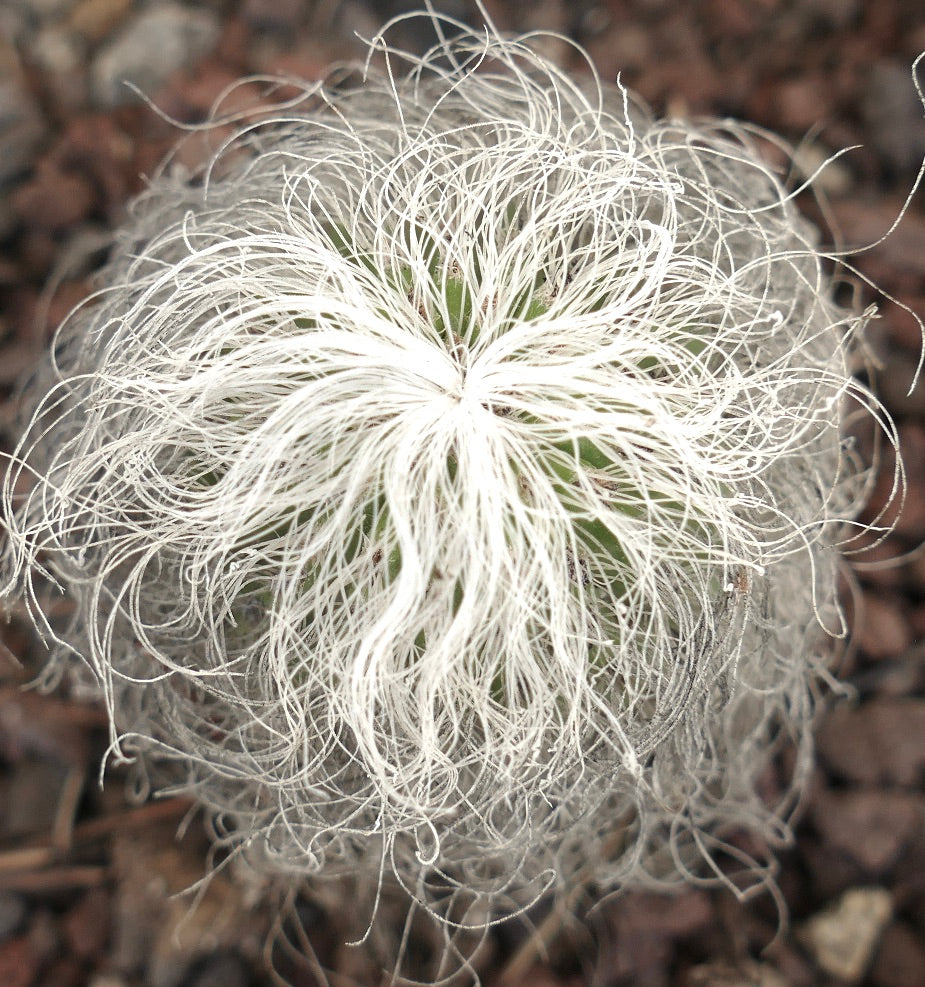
[1,1,924,985]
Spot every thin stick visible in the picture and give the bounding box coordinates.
[51,764,86,851]
[0,796,194,874]
[0,865,108,893]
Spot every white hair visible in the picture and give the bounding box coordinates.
[1,6,904,928]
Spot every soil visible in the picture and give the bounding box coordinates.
[1,1,924,985]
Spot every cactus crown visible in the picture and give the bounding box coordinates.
[1,4,903,929]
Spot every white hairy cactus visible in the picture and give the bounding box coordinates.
[1,8,906,921]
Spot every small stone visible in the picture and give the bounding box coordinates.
[855,592,913,661]
[69,0,132,43]
[816,698,925,786]
[26,910,61,968]
[810,788,921,872]
[29,25,86,76]
[871,922,925,987]
[91,3,220,108]
[25,27,89,111]
[799,887,892,982]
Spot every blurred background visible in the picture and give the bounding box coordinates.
[1,2,924,985]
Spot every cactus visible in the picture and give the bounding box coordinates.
[0,6,909,934]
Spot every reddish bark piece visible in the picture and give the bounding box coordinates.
[874,346,925,419]
[880,296,925,353]
[870,922,925,987]
[69,0,133,43]
[816,699,925,786]
[857,424,925,543]
[167,65,251,119]
[810,788,922,872]
[0,344,44,387]
[846,530,906,590]
[0,938,35,987]
[34,957,85,987]
[54,115,134,215]
[855,592,913,661]
[613,890,714,938]
[801,838,869,903]
[893,424,925,540]
[62,888,110,960]
[0,687,97,767]
[909,607,925,641]
[595,890,713,986]
[831,200,925,282]
[11,161,96,232]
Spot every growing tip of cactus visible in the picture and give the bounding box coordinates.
[1,0,920,933]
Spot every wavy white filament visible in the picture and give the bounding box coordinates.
[0,10,902,921]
